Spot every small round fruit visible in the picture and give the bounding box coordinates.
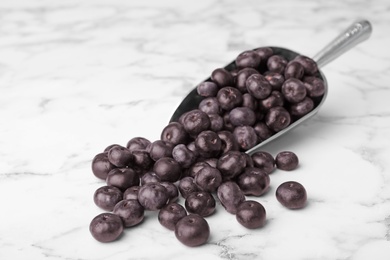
[276,181,307,209]
[113,199,144,227]
[93,186,123,211]
[236,200,266,229]
[158,203,187,231]
[217,181,246,214]
[185,191,216,217]
[175,214,210,247]
[275,151,299,171]
[89,213,124,243]
[137,183,169,211]
[91,153,116,180]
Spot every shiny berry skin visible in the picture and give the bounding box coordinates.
[267,55,288,73]
[158,202,187,231]
[153,157,182,182]
[175,214,210,247]
[172,144,197,169]
[235,50,261,69]
[235,68,259,93]
[137,183,169,211]
[148,140,174,161]
[179,109,211,137]
[237,167,270,196]
[284,61,305,80]
[217,130,239,154]
[178,176,200,199]
[93,185,123,211]
[251,151,275,174]
[123,186,141,200]
[217,151,247,180]
[140,171,161,185]
[275,151,299,171]
[160,181,179,203]
[107,145,133,168]
[197,81,219,97]
[91,152,116,180]
[216,87,243,111]
[281,78,307,103]
[90,213,124,243]
[194,130,222,158]
[113,199,144,227]
[303,76,325,98]
[194,165,222,192]
[236,200,266,229]
[211,68,234,87]
[160,122,189,145]
[290,97,314,117]
[229,107,256,126]
[106,168,140,191]
[217,181,246,214]
[126,137,151,152]
[265,106,291,132]
[276,181,307,209]
[233,126,258,151]
[199,97,221,115]
[293,55,318,75]
[246,74,272,100]
[185,191,216,217]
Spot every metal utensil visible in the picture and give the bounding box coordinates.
[169,20,372,155]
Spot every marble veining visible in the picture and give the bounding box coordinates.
[1,0,390,259]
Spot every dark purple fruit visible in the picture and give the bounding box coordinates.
[178,176,200,199]
[281,78,307,103]
[264,72,285,91]
[194,165,222,192]
[235,68,259,93]
[236,200,266,229]
[137,183,169,211]
[211,68,234,87]
[123,186,141,200]
[158,202,187,231]
[229,107,256,126]
[153,157,182,182]
[107,145,133,168]
[235,50,261,69]
[265,106,291,132]
[284,61,305,80]
[93,185,123,211]
[217,130,239,154]
[106,168,140,191]
[179,109,211,137]
[251,151,275,174]
[216,87,243,111]
[267,55,288,73]
[197,81,219,97]
[293,55,318,75]
[237,167,270,196]
[217,151,247,180]
[258,90,284,112]
[140,171,161,185]
[275,151,299,171]
[161,122,189,145]
[246,74,272,100]
[148,140,174,161]
[175,214,210,247]
[233,126,258,151]
[303,76,325,98]
[113,199,144,227]
[276,181,307,209]
[126,137,151,152]
[90,213,124,243]
[185,191,216,217]
[208,113,224,132]
[92,152,116,180]
[253,122,274,142]
[194,130,222,158]
[172,144,197,169]
[199,97,221,115]
[242,93,258,110]
[131,150,153,173]
[160,181,179,203]
[217,181,246,214]
[290,97,314,117]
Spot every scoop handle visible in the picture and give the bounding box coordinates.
[313,19,372,68]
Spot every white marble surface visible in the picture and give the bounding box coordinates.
[1,0,390,259]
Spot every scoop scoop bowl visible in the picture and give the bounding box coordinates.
[170,20,372,154]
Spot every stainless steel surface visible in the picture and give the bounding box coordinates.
[170,20,372,155]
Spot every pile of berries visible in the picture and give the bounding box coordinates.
[89,47,322,246]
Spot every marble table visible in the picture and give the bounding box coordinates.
[1,0,389,259]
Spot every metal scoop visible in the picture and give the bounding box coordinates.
[169,20,372,155]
